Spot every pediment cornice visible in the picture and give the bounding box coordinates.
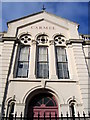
[16,18,69,36]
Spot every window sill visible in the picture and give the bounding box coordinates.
[9,78,78,83]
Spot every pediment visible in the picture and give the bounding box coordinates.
[5,11,79,39]
[17,18,69,39]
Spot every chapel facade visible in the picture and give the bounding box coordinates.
[0,10,90,117]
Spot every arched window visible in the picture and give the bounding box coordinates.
[55,47,69,79]
[16,45,30,78]
[36,34,49,79]
[54,34,65,45]
[37,34,48,44]
[54,34,69,79]
[37,46,49,79]
[69,100,76,117]
[19,34,31,44]
[15,34,31,78]
[9,102,15,115]
[6,99,15,117]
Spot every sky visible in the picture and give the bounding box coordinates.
[1,2,89,34]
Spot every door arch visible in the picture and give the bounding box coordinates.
[27,93,58,118]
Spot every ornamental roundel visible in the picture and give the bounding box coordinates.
[54,34,65,45]
[36,34,49,44]
[19,34,31,44]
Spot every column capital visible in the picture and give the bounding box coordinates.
[31,40,37,45]
[49,40,55,45]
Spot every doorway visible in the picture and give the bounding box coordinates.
[27,93,58,119]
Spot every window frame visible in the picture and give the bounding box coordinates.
[55,46,69,79]
[16,45,30,78]
[36,45,49,79]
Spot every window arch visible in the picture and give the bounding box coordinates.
[36,34,49,44]
[36,34,49,79]
[69,99,76,117]
[6,98,16,117]
[19,34,31,44]
[54,34,66,45]
[9,102,15,115]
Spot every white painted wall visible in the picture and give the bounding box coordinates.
[0,11,89,117]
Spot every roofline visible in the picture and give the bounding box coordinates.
[7,10,79,26]
[7,11,44,25]
[45,11,79,26]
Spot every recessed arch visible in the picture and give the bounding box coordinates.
[52,33,66,45]
[35,33,49,44]
[6,96,16,117]
[52,33,66,40]
[66,96,78,105]
[35,32,49,40]
[6,97,12,105]
[22,86,64,105]
[24,88,59,118]
[17,32,32,39]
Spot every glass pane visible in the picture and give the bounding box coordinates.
[44,97,50,104]
[56,47,66,55]
[29,93,57,107]
[20,46,29,54]
[56,47,69,79]
[37,46,49,78]
[37,63,49,78]
[57,63,62,70]
[63,63,69,79]
[56,47,61,55]
[58,69,63,79]
[61,48,66,55]
[39,47,47,54]
[39,54,47,61]
[38,47,48,61]
[46,100,54,106]
[62,55,67,62]
[57,56,62,62]
[16,46,30,78]
[17,62,28,77]
[19,46,30,61]
[19,53,29,61]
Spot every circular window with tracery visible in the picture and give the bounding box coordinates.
[27,93,58,118]
[54,34,65,45]
[19,34,31,44]
[37,34,49,44]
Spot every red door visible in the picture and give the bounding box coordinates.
[27,93,58,119]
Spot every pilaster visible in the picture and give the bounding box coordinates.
[0,42,3,116]
[49,40,58,79]
[9,44,18,79]
[72,42,89,113]
[29,40,36,79]
[1,40,14,114]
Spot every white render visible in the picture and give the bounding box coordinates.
[0,11,90,117]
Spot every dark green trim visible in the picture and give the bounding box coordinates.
[66,39,83,45]
[2,37,17,41]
